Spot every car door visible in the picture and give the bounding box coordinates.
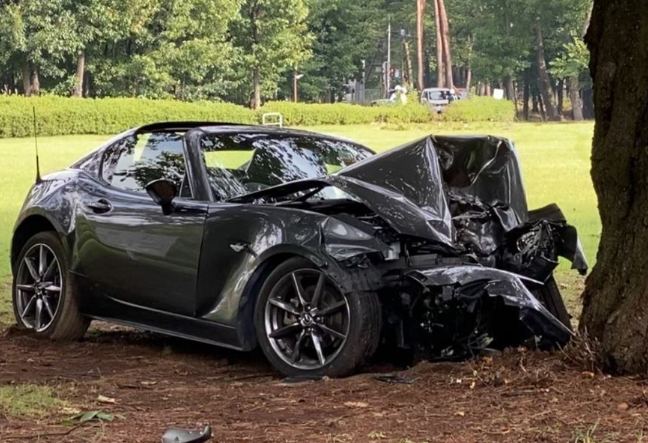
[75,131,207,316]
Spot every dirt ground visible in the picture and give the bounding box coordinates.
[1,323,647,443]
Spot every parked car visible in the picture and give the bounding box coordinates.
[421,87,461,113]
[11,123,587,377]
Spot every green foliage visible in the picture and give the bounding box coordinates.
[550,36,590,79]
[259,101,434,126]
[0,96,256,138]
[442,97,516,123]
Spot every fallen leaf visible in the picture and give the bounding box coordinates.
[582,371,596,379]
[617,403,630,411]
[97,395,116,404]
[344,401,368,408]
[455,410,465,417]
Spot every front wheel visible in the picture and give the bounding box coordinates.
[255,258,381,377]
[12,231,90,340]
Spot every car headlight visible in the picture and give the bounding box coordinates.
[321,218,373,241]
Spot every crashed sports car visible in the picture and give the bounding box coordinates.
[11,122,587,377]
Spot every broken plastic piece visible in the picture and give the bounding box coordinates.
[161,425,212,443]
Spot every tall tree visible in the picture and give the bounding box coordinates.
[416,0,425,90]
[232,0,312,108]
[436,0,453,88]
[534,22,559,121]
[580,0,648,374]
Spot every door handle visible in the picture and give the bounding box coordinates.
[86,198,112,214]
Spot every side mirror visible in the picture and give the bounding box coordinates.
[145,179,177,215]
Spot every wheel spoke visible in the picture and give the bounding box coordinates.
[24,258,39,281]
[317,323,347,340]
[35,299,43,330]
[43,258,58,280]
[311,331,326,366]
[16,284,35,292]
[291,272,308,307]
[269,322,302,339]
[21,296,37,318]
[38,245,47,277]
[44,285,61,293]
[291,331,306,363]
[269,298,300,316]
[43,296,56,319]
[315,300,347,317]
[310,273,326,309]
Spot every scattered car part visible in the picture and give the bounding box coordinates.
[161,426,212,443]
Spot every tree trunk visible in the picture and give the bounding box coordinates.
[557,78,564,116]
[21,60,31,96]
[580,0,648,374]
[523,72,530,120]
[535,23,560,121]
[437,0,454,89]
[569,75,584,121]
[252,67,261,110]
[30,68,40,96]
[73,50,85,98]
[433,0,444,88]
[403,40,414,88]
[416,0,425,91]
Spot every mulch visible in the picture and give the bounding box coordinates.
[1,324,647,443]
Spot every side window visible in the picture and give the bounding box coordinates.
[101,132,189,195]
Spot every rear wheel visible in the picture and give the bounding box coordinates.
[255,258,381,377]
[12,232,89,340]
[534,275,572,330]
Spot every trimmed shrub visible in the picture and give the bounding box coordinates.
[258,101,435,126]
[441,96,516,123]
[0,96,256,138]
[0,95,516,138]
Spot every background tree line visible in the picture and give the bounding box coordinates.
[0,0,592,119]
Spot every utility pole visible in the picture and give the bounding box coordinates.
[416,0,425,90]
[293,72,304,103]
[386,15,391,97]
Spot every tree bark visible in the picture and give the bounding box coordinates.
[569,76,584,121]
[416,0,425,90]
[433,0,444,88]
[437,0,454,89]
[403,39,414,88]
[535,23,560,121]
[73,50,85,98]
[252,67,261,110]
[30,68,40,96]
[580,0,648,374]
[523,71,530,120]
[21,60,32,97]
[557,78,564,116]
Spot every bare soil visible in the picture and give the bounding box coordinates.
[1,323,647,443]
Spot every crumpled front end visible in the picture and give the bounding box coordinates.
[231,134,588,359]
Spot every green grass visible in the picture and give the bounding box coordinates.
[0,122,598,321]
[0,384,68,417]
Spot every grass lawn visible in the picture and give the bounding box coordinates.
[0,122,598,322]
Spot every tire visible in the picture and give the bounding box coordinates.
[534,275,572,330]
[255,257,381,377]
[12,231,90,340]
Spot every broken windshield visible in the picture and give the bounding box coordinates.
[199,133,372,200]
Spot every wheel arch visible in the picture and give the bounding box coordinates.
[11,215,61,274]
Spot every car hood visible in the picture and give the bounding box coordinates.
[231,135,529,248]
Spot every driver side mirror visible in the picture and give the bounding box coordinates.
[145,179,177,215]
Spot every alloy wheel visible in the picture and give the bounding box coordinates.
[264,269,350,370]
[15,243,63,332]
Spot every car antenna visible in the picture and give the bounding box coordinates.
[33,106,41,184]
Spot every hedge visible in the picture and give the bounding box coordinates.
[442,96,516,123]
[258,101,435,126]
[0,96,256,138]
[0,95,516,138]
